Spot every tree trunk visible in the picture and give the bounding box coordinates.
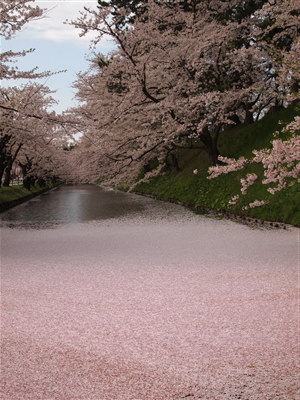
[199,126,221,166]
[170,153,180,171]
[2,143,22,186]
[0,135,11,187]
[19,162,27,179]
[3,158,12,186]
[19,157,33,188]
[228,114,241,126]
[0,162,5,187]
[0,153,8,187]
[244,103,254,125]
[268,99,282,113]
[0,134,11,153]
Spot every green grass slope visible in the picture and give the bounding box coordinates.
[135,105,300,226]
[0,183,60,212]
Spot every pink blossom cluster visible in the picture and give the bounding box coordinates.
[228,194,240,205]
[254,135,300,194]
[283,116,300,134]
[0,0,43,40]
[208,116,300,206]
[243,200,268,210]
[0,2,55,81]
[208,157,248,179]
[240,173,258,195]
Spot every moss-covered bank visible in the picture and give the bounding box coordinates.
[0,183,61,213]
[134,105,300,227]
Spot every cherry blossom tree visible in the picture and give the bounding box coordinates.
[0,84,72,187]
[0,0,43,39]
[70,1,241,178]
[0,1,77,186]
[0,0,52,80]
[206,0,300,206]
[68,0,298,186]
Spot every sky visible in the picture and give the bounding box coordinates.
[2,0,115,113]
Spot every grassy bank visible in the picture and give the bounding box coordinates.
[0,183,60,212]
[134,105,300,227]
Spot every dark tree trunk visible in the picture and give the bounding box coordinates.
[228,114,242,126]
[0,134,11,187]
[170,153,180,171]
[19,155,33,187]
[0,153,8,187]
[2,143,22,186]
[0,162,6,187]
[2,158,12,187]
[199,126,221,166]
[290,80,299,96]
[23,176,32,190]
[36,177,46,187]
[268,99,283,113]
[165,148,180,171]
[244,104,254,125]
[0,134,11,153]
[23,175,36,190]
[19,162,28,179]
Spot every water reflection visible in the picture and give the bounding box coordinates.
[0,185,193,230]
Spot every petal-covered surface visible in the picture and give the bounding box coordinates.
[1,187,298,399]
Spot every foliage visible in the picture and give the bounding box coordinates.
[135,104,300,226]
[0,84,73,188]
[0,1,78,188]
[2,0,298,203]
[0,0,43,39]
[67,0,299,187]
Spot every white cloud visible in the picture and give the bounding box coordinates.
[2,1,115,113]
[21,0,114,52]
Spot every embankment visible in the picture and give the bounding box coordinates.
[133,105,299,227]
[0,184,61,213]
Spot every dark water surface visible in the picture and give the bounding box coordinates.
[0,184,189,229]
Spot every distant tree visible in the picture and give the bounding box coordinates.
[0,1,76,186]
[0,83,75,187]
